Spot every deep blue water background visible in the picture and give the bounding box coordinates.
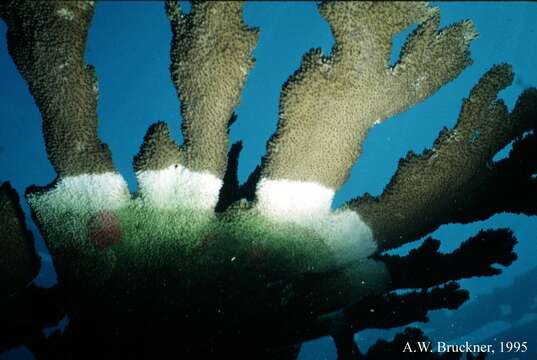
[1,2,536,359]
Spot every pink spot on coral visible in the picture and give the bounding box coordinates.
[87,210,121,249]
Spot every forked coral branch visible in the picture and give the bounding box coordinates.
[348,64,537,250]
[257,2,476,218]
[0,1,535,359]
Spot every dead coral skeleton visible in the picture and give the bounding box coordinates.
[1,1,536,359]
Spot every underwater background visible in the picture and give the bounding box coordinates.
[0,1,536,359]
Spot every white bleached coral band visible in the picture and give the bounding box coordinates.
[255,178,335,220]
[136,164,223,211]
[256,178,377,262]
[312,210,377,263]
[26,172,130,215]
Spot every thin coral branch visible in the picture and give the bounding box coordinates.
[261,283,468,350]
[348,64,537,250]
[380,229,517,290]
[347,283,469,333]
[216,137,262,212]
[0,1,115,176]
[260,1,475,192]
[216,141,244,212]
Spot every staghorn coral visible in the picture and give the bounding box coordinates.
[0,1,536,359]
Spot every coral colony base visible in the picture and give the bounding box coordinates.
[1,1,536,359]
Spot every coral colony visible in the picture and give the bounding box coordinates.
[1,1,536,359]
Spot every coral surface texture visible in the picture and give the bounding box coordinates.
[1,1,536,359]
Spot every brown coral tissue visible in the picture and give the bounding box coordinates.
[1,2,536,360]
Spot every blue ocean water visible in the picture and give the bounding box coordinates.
[0,2,536,359]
